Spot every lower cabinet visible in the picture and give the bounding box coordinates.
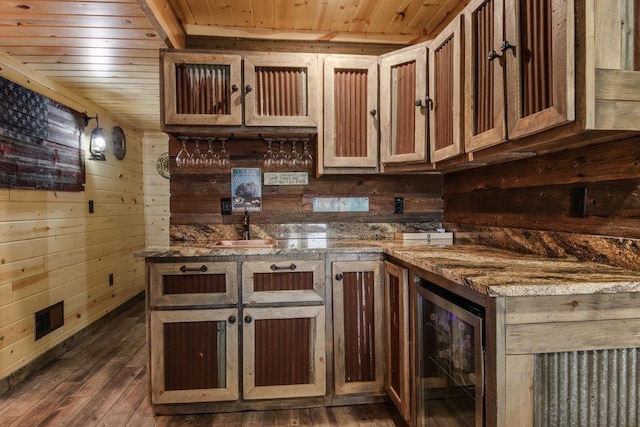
[149,308,239,404]
[242,305,326,400]
[383,261,411,421]
[331,259,384,395]
[148,258,327,409]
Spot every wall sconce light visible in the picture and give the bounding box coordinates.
[84,114,107,161]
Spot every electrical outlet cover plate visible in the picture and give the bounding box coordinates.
[570,187,587,218]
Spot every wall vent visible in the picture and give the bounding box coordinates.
[35,301,64,340]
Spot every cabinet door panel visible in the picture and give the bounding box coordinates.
[332,260,384,395]
[380,46,428,164]
[505,0,575,139]
[161,51,242,126]
[244,54,318,127]
[243,306,326,400]
[323,55,379,169]
[429,15,464,162]
[384,261,411,421]
[150,309,239,404]
[464,0,507,152]
[149,262,238,307]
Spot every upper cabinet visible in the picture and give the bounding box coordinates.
[586,0,640,131]
[243,53,319,127]
[161,50,318,132]
[379,45,429,166]
[429,15,465,163]
[161,51,242,127]
[320,55,379,174]
[464,0,575,153]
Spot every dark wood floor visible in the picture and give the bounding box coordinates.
[0,297,404,426]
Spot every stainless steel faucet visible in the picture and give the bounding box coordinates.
[242,209,250,240]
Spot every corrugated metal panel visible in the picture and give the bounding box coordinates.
[534,348,640,427]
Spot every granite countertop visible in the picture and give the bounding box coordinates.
[136,239,640,298]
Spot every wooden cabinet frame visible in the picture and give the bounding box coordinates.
[322,55,379,171]
[464,0,507,152]
[429,15,465,162]
[149,261,238,308]
[380,45,429,165]
[161,51,242,126]
[504,0,575,140]
[243,53,319,127]
[149,309,239,404]
[332,260,384,395]
[383,261,411,422]
[241,259,325,305]
[242,305,326,400]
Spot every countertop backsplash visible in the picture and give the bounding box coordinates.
[448,223,640,271]
[170,221,443,243]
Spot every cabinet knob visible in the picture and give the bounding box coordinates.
[500,40,515,53]
[335,273,343,281]
[370,109,377,117]
[231,84,239,92]
[228,315,237,324]
[245,85,253,93]
[244,315,253,324]
[488,50,502,61]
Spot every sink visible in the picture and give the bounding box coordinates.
[213,239,276,248]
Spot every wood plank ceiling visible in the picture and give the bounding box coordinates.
[0,0,464,133]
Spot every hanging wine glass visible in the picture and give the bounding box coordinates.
[275,138,288,168]
[262,137,275,168]
[288,138,299,169]
[218,137,230,168]
[176,137,191,168]
[301,137,313,169]
[191,138,205,167]
[205,138,219,168]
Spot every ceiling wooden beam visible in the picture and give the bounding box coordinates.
[136,0,185,49]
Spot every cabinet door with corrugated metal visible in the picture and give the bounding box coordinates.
[332,259,384,396]
[243,53,319,127]
[321,55,379,173]
[379,45,429,165]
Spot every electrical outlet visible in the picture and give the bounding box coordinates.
[88,200,94,214]
[570,187,587,218]
[109,273,114,286]
[394,197,404,214]
[221,198,232,215]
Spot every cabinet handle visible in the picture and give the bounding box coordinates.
[231,84,239,92]
[245,85,253,93]
[335,273,343,281]
[244,315,253,324]
[179,265,208,273]
[500,40,515,53]
[270,263,297,271]
[488,50,502,61]
[415,98,433,110]
[370,109,377,117]
[228,315,237,324]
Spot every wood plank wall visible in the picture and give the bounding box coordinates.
[444,136,640,239]
[144,133,170,247]
[168,137,444,227]
[0,53,145,386]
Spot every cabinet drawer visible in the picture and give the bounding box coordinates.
[242,260,325,305]
[149,262,238,307]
